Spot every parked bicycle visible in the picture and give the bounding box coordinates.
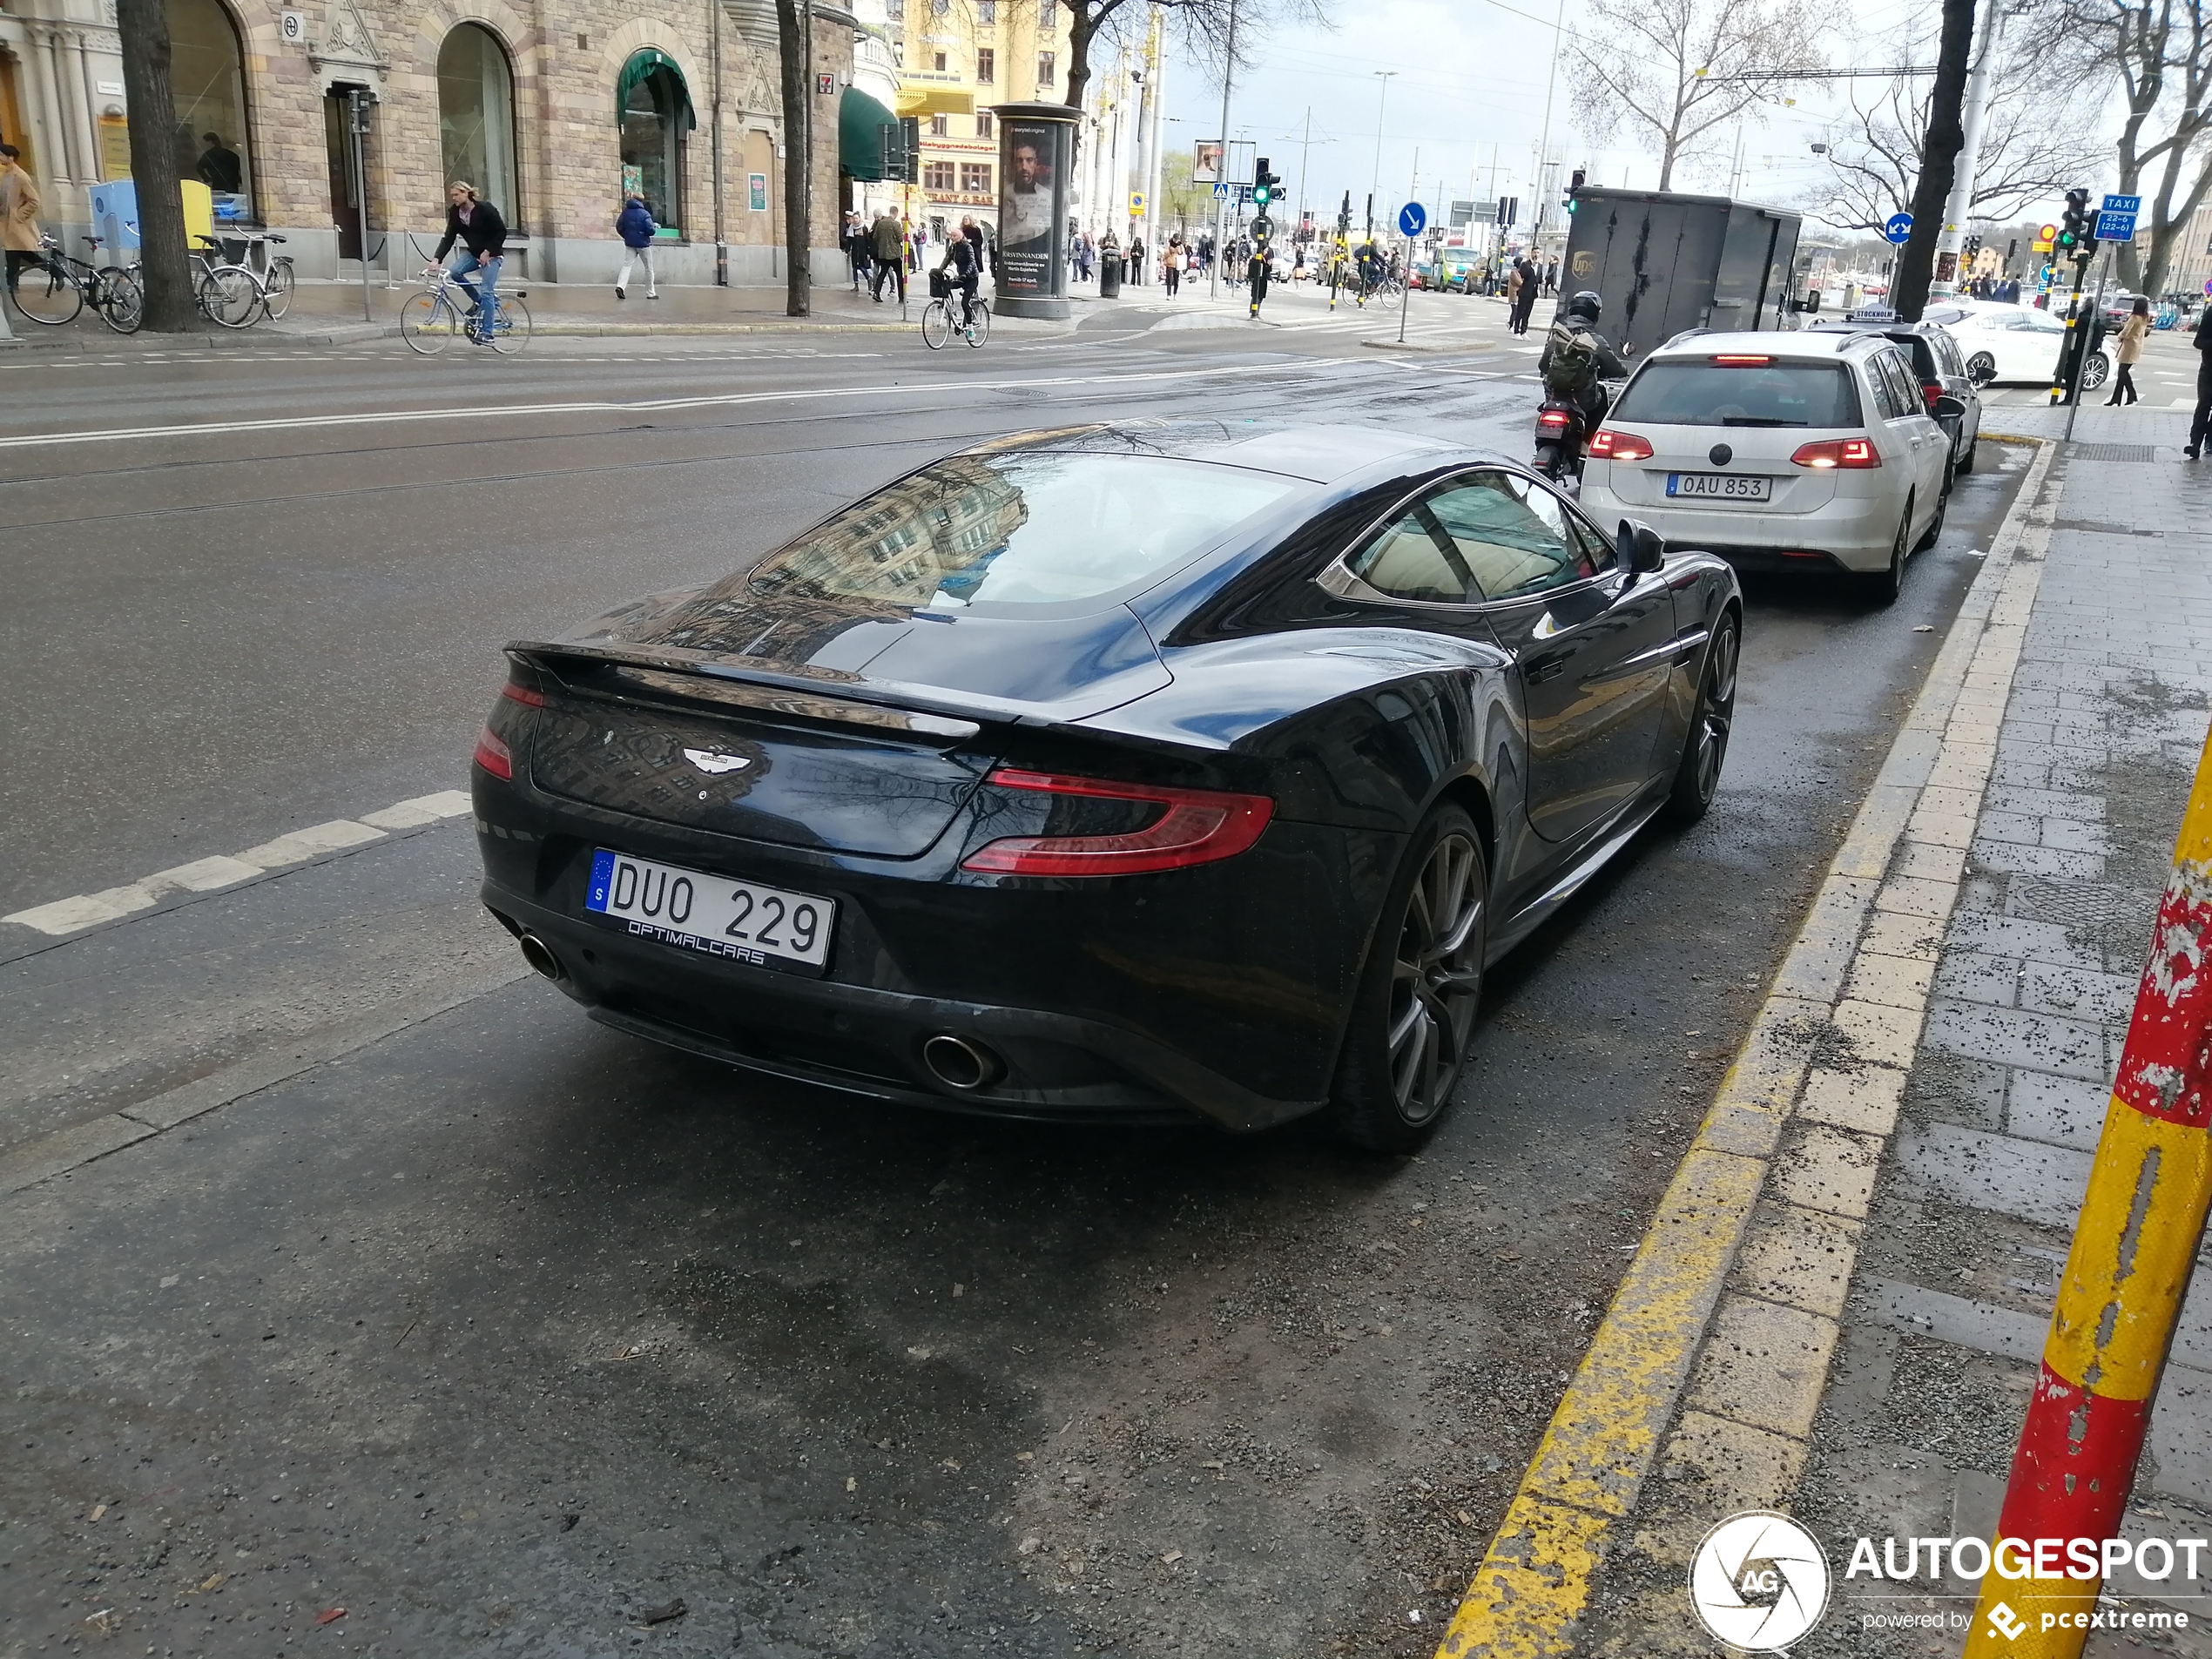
[5,233,144,333]
[401,263,531,354]
[192,233,295,329]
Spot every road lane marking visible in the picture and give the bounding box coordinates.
[1433,436,2062,1659]
[0,360,1313,449]
[3,790,471,937]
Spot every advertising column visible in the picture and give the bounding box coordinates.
[991,101,1076,320]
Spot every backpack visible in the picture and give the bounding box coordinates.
[1544,323,1602,397]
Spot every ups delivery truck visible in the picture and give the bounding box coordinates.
[1556,188,1811,361]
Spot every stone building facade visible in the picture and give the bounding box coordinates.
[0,0,859,286]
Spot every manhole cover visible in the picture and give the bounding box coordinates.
[2007,876,2136,929]
[2064,442,2160,462]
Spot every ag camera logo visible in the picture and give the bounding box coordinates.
[1688,1511,1831,1651]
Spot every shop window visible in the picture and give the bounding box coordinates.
[437,24,518,219]
[618,51,692,235]
[167,0,253,220]
[1036,51,1055,87]
[924,160,954,192]
[976,48,995,82]
[960,162,990,194]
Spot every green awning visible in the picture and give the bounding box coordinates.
[617,49,696,131]
[840,85,900,180]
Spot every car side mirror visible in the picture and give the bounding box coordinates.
[1791,291,1822,314]
[1933,393,1966,420]
[1616,518,1666,577]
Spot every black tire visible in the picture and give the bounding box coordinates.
[1331,806,1487,1152]
[1861,496,1911,606]
[9,258,82,325]
[1966,351,1996,385]
[1662,613,1739,826]
[1956,433,1977,475]
[1912,479,1948,552]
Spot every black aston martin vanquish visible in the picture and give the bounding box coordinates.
[474,423,1740,1150]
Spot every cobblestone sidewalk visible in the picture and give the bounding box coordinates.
[1570,404,2212,1657]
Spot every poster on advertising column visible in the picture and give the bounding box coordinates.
[994,105,1072,315]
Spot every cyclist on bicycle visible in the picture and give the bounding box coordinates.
[1355,237,1386,303]
[938,228,981,336]
[428,179,508,345]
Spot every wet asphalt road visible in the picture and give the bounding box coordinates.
[0,319,2029,1657]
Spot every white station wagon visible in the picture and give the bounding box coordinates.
[1575,330,1958,603]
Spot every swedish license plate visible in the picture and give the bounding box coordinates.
[1667,472,1771,501]
[585,849,834,972]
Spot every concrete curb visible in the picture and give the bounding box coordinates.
[1433,435,2063,1659]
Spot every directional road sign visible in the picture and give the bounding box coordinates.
[2096,192,2141,244]
[1398,200,1427,238]
[1884,212,1912,246]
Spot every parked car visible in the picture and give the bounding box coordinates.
[1413,250,1480,293]
[1575,329,1959,603]
[1931,301,2112,392]
[473,424,1742,1151]
[1808,312,1983,473]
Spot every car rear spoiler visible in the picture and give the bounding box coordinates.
[507,640,994,741]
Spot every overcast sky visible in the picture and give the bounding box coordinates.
[1149,0,1982,234]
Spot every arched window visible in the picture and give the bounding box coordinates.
[617,51,691,236]
[166,0,252,219]
[438,24,519,219]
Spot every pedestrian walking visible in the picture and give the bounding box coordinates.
[843,210,873,291]
[1503,259,1524,334]
[1510,255,1540,335]
[1,142,44,300]
[2188,300,2212,460]
[1542,256,1558,297]
[961,214,990,282]
[1129,233,1145,286]
[1163,235,1183,299]
[871,207,907,303]
[614,192,658,300]
[2107,297,2149,406]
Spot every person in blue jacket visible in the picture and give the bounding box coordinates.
[616,194,658,300]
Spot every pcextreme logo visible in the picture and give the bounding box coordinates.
[1687,1512,1831,1651]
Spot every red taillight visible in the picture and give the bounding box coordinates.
[1711,353,1772,365]
[1921,381,1942,408]
[1588,428,1654,462]
[961,769,1274,876]
[1538,408,1573,428]
[1790,437,1881,469]
[501,681,546,707]
[474,727,513,779]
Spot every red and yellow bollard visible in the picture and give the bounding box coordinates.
[1965,722,2212,1656]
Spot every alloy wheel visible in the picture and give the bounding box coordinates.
[1385,831,1486,1124]
[1690,621,1738,801]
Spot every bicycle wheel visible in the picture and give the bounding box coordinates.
[400,292,455,354]
[9,259,82,325]
[920,299,952,350]
[197,266,260,328]
[263,259,295,320]
[98,267,144,334]
[963,300,990,347]
[486,293,531,354]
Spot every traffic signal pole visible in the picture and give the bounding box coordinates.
[1208,0,1237,303]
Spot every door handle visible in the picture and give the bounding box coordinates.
[1526,654,1569,683]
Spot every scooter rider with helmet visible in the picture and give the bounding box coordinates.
[1538,289,1630,446]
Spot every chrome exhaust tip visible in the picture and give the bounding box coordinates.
[921,1033,1002,1091]
[516,933,565,981]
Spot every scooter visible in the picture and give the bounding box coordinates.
[1533,398,1590,486]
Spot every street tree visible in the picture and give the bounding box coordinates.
[1820,17,2103,233]
[1059,0,1327,121]
[1890,0,1977,320]
[1565,0,1825,192]
[114,0,202,333]
[776,0,812,316]
[2040,0,2212,297]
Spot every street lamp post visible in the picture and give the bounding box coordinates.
[1368,71,1395,236]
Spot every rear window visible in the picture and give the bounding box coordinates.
[1889,334,1939,379]
[1610,360,1863,428]
[746,453,1300,610]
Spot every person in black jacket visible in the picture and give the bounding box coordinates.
[430,180,509,344]
[2188,304,2212,460]
[938,230,981,333]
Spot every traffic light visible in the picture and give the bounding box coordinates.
[1961,233,1981,263]
[2057,187,2090,257]
[1566,167,1585,215]
[1252,158,1273,210]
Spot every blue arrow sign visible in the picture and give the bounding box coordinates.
[1399,200,1427,238]
[1884,212,1912,246]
